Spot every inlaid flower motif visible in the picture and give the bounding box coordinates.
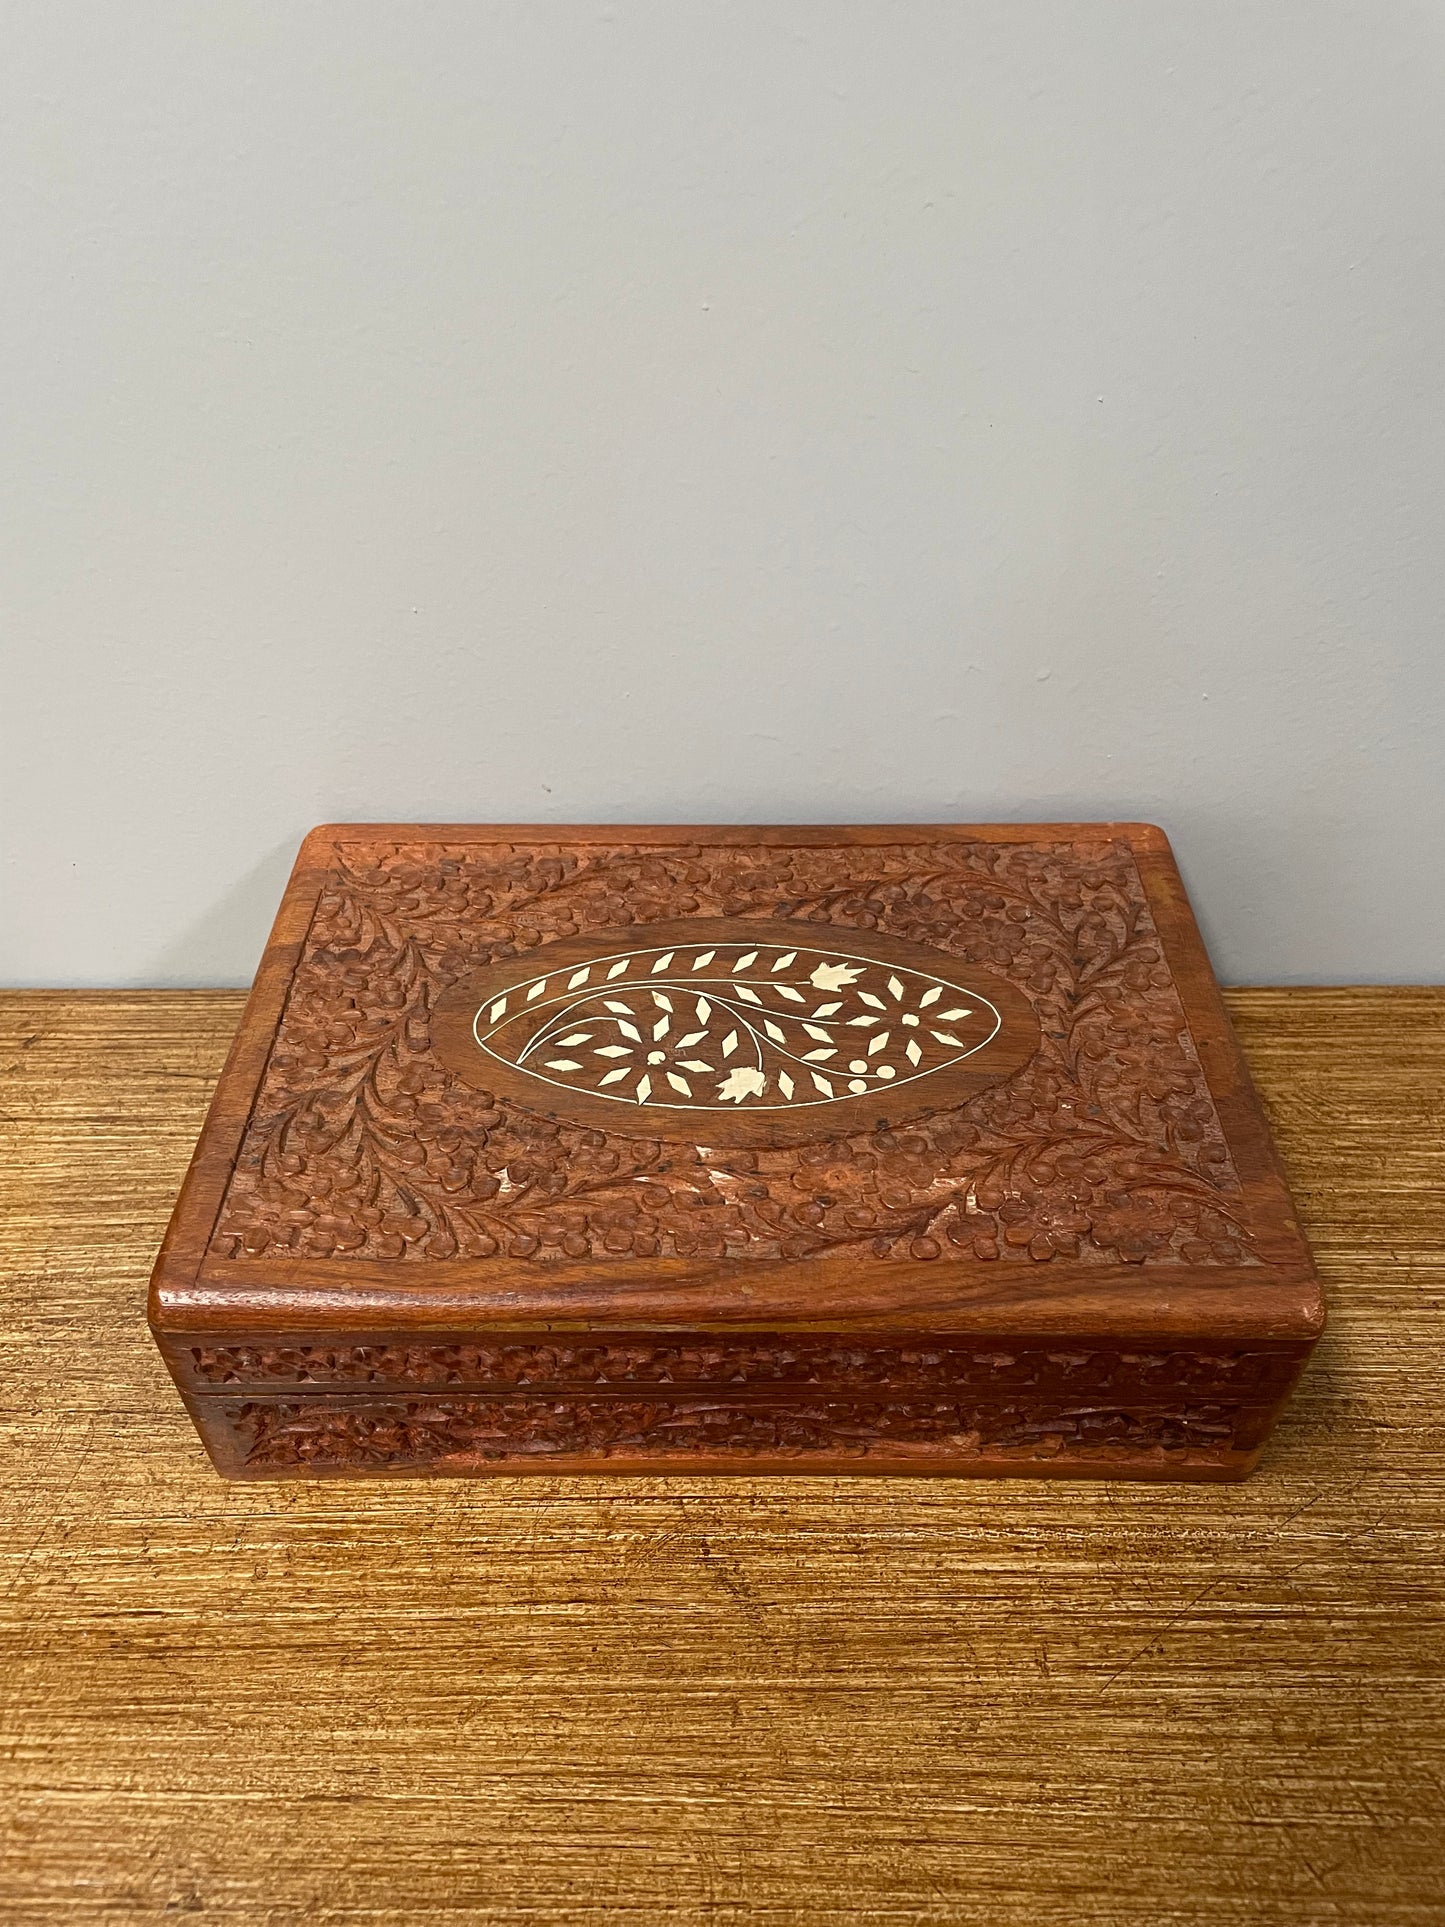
[809,961,864,992]
[469,936,1002,1117]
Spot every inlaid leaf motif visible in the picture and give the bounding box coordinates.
[469,936,1000,1116]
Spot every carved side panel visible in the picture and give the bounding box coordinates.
[213,839,1262,1267]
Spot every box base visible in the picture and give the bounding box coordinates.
[180,1383,1281,1483]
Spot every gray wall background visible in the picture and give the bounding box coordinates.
[4,2,1443,987]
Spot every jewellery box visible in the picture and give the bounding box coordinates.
[150,824,1322,1479]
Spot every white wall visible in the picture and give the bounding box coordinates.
[4,2,1443,987]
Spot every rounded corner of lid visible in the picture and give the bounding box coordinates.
[1117,821,1174,854]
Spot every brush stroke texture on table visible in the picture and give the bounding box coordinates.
[1,988,1441,1926]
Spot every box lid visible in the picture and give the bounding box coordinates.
[151,825,1322,1347]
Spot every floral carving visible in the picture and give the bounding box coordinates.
[228,1392,1252,1471]
[187,1339,1293,1405]
[212,839,1261,1266]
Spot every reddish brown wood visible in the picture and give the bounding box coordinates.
[149,824,1323,1480]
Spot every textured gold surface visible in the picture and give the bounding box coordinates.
[2,988,1442,1924]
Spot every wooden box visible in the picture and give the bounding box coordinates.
[150,824,1322,1481]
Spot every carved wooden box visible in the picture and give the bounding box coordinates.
[150,824,1322,1481]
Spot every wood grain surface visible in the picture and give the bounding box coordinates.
[1,988,1442,1925]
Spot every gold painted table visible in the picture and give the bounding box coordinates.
[2,988,1442,1922]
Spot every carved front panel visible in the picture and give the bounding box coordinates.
[218,1392,1259,1474]
[213,839,1260,1267]
[182,1337,1298,1477]
[185,1338,1296,1404]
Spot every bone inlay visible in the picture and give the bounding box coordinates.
[473,936,1003,1114]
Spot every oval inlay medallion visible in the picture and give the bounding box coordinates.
[433,919,1039,1145]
